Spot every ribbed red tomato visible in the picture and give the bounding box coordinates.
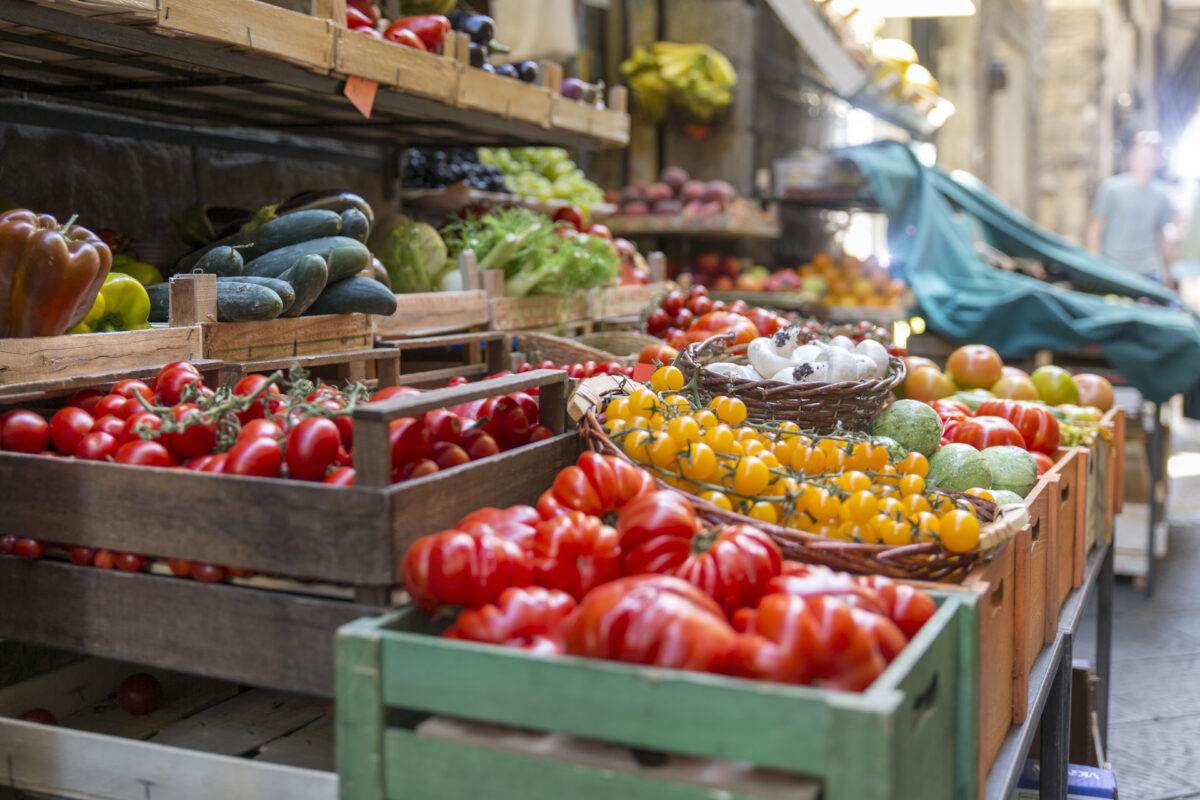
[401,530,532,613]
[565,574,739,672]
[456,506,541,549]
[536,452,656,520]
[975,399,1060,455]
[443,586,577,655]
[1032,451,1056,475]
[855,574,937,639]
[530,512,622,600]
[949,415,1026,450]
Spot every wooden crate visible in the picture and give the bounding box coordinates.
[27,0,158,23]
[1012,478,1054,720]
[489,293,592,332]
[336,593,978,800]
[331,25,459,103]
[457,67,554,128]
[380,331,513,388]
[374,290,490,337]
[0,657,336,799]
[157,0,335,72]
[0,326,205,397]
[218,347,401,389]
[1042,448,1085,627]
[549,93,631,147]
[591,282,671,320]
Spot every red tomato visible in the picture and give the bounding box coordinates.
[566,574,739,672]
[744,307,787,337]
[153,360,199,388]
[92,550,116,569]
[17,708,57,725]
[394,458,439,482]
[481,396,531,450]
[115,553,147,572]
[685,311,759,347]
[461,428,500,460]
[184,454,219,471]
[226,566,253,579]
[383,25,426,49]
[115,440,174,467]
[323,466,356,485]
[91,415,125,438]
[432,441,470,469]
[596,361,622,376]
[192,563,228,583]
[1032,450,1056,475]
[14,538,45,561]
[585,223,612,239]
[425,409,462,442]
[120,412,162,445]
[401,530,533,613]
[112,379,154,403]
[346,4,373,27]
[530,512,622,600]
[456,506,541,549]
[286,417,341,481]
[69,546,96,566]
[613,238,636,258]
[565,363,586,379]
[153,368,198,406]
[115,397,145,420]
[928,399,971,426]
[75,431,119,461]
[49,407,94,455]
[232,374,281,423]
[91,394,128,419]
[65,388,104,415]
[371,386,420,404]
[444,586,577,654]
[389,417,433,464]
[528,425,553,442]
[949,416,1026,450]
[0,535,14,554]
[672,308,695,330]
[116,673,162,715]
[662,290,685,315]
[552,205,585,231]
[975,399,1060,455]
[200,453,228,473]
[762,567,889,616]
[224,437,282,478]
[617,491,782,614]
[855,575,937,639]
[644,308,669,335]
[534,360,557,371]
[946,344,1003,389]
[511,391,539,425]
[536,452,655,519]
[1,409,50,453]
[167,559,192,577]
[688,294,714,316]
[239,418,283,442]
[162,404,216,460]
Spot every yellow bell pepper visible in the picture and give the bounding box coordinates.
[111,254,164,286]
[67,291,107,334]
[92,272,151,332]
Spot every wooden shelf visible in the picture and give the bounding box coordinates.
[602,208,781,240]
[776,187,883,213]
[402,187,615,218]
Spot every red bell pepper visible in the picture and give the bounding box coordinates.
[384,26,426,50]
[384,15,448,50]
[346,6,374,29]
[975,399,1061,455]
[949,415,1026,450]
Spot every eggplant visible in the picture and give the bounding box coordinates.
[480,63,496,74]
[276,190,374,226]
[468,41,487,68]
[517,61,540,84]
[494,63,519,80]
[449,13,494,45]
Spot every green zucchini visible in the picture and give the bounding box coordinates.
[304,277,398,316]
[243,236,370,282]
[194,245,244,277]
[278,254,329,317]
[216,282,283,322]
[217,276,296,315]
[147,282,170,323]
[176,209,343,273]
[340,208,370,243]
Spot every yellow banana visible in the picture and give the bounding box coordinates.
[705,51,738,87]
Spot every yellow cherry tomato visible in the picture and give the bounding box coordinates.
[759,451,780,469]
[622,429,651,460]
[835,470,872,493]
[939,509,981,553]
[837,522,869,542]
[898,452,930,478]
[965,488,996,503]
[606,418,629,434]
[648,412,668,430]
[680,442,717,482]
[840,490,880,524]
[604,397,631,422]
[651,365,684,392]
[772,440,793,464]
[646,433,680,470]
[733,456,770,497]
[699,490,733,511]
[863,442,890,472]
[743,439,766,457]
[703,425,737,454]
[875,464,900,486]
[903,494,932,515]
[899,474,925,496]
[661,393,691,412]
[627,414,651,430]
[667,416,702,445]
[879,497,905,517]
[749,501,779,525]
[709,396,748,426]
[694,409,719,428]
[879,517,913,546]
[807,488,841,522]
[790,446,828,475]
[915,511,941,542]
[771,476,799,498]
[629,388,658,416]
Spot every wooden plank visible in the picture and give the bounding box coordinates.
[150,689,328,755]
[28,0,158,19]
[254,713,335,771]
[0,560,383,697]
[1012,478,1053,722]
[158,0,335,71]
[381,331,509,349]
[603,210,780,239]
[398,363,489,387]
[0,356,220,403]
[458,68,553,127]
[373,291,490,337]
[1044,449,1081,615]
[592,283,670,319]
[1072,448,1089,587]
[960,542,1015,780]
[201,314,372,362]
[0,326,204,387]
[0,658,143,720]
[550,95,630,147]
[489,294,591,331]
[0,716,336,800]
[336,617,386,800]
[332,26,459,102]
[169,273,218,327]
[220,348,400,386]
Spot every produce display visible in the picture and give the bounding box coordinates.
[620,42,737,123]
[478,148,607,211]
[610,166,738,217]
[642,284,788,347]
[789,251,909,310]
[0,210,112,338]
[157,197,396,321]
[401,450,938,691]
[402,148,509,193]
[706,329,894,385]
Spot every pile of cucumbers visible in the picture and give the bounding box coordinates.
[150,203,398,323]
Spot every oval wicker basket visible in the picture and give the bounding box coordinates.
[579,406,1023,582]
[516,332,637,367]
[677,333,906,434]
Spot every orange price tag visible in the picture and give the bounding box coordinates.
[631,363,655,383]
[344,75,378,119]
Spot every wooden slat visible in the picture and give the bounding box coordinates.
[332,26,459,102]
[0,326,204,387]
[591,283,670,319]
[158,0,335,71]
[220,348,400,386]
[0,560,383,697]
[64,675,240,740]
[457,68,553,127]
[550,95,631,146]
[489,294,591,331]
[0,658,139,720]
[29,0,158,20]
[0,715,336,800]
[201,314,372,362]
[1012,478,1053,723]
[150,689,328,755]
[254,713,335,770]
[0,357,221,403]
[373,290,490,337]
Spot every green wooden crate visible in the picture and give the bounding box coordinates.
[336,592,979,800]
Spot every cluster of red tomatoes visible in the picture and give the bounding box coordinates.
[643,285,789,350]
[403,452,937,691]
[929,397,1059,473]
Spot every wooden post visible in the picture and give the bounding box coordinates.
[480,269,505,299]
[169,273,218,327]
[311,0,347,22]
[647,251,668,283]
[608,85,628,113]
[458,250,481,291]
[541,61,564,92]
[376,352,400,388]
[451,31,471,64]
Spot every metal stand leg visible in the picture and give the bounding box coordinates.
[1146,404,1164,598]
[1096,543,1113,756]
[1041,634,1073,799]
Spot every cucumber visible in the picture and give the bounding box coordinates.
[194,245,244,277]
[216,282,283,322]
[218,276,295,315]
[243,236,369,282]
[278,254,329,317]
[147,282,170,323]
[340,208,370,243]
[176,209,344,273]
[304,277,398,316]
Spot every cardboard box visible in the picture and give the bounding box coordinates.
[1013,760,1117,798]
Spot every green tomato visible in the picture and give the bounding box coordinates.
[1031,365,1080,406]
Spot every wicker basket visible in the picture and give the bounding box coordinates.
[516,332,636,367]
[677,333,906,434]
[575,331,664,357]
[580,411,1023,582]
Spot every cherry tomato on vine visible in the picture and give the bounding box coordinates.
[224,437,282,478]
[65,388,104,415]
[76,431,119,462]
[115,440,174,467]
[14,538,45,561]
[232,374,281,423]
[120,412,162,445]
[112,379,154,403]
[191,563,228,584]
[115,553,147,572]
[154,368,204,407]
[69,546,96,565]
[239,418,283,442]
[1,409,49,453]
[323,466,356,486]
[48,407,94,455]
[17,708,57,725]
[162,404,216,460]
[286,417,341,481]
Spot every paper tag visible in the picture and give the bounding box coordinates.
[631,363,655,382]
[344,75,378,118]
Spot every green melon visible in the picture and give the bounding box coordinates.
[927,443,992,492]
[870,400,943,456]
[979,446,1038,498]
[990,489,1025,506]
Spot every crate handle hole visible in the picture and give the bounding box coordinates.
[989,579,1005,612]
[911,673,938,732]
[1060,484,1071,505]
[1030,519,1041,542]
[630,748,670,767]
